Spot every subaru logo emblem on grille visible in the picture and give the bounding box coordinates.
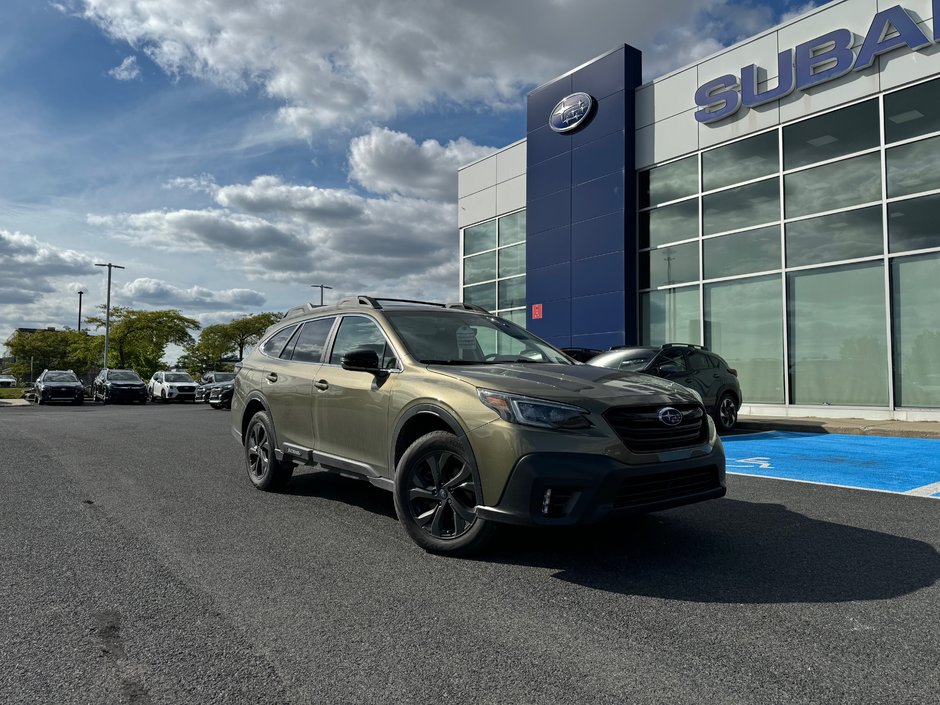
[549,92,595,133]
[658,407,683,427]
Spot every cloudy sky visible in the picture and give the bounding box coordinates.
[1,0,822,358]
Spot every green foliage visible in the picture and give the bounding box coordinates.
[85,306,201,379]
[4,329,98,382]
[180,312,282,376]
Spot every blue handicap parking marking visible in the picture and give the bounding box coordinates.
[722,431,940,494]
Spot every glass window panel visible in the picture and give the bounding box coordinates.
[291,317,335,363]
[642,242,699,288]
[328,316,389,366]
[892,252,940,407]
[498,277,525,310]
[705,275,784,403]
[498,243,526,278]
[463,282,496,312]
[463,251,496,285]
[783,99,879,170]
[463,220,497,256]
[498,211,526,246]
[641,286,700,345]
[888,193,940,253]
[786,206,884,267]
[639,155,697,208]
[499,309,527,328]
[260,325,299,358]
[703,131,778,191]
[788,263,888,406]
[886,135,940,198]
[884,77,940,144]
[640,199,698,248]
[703,226,781,279]
[784,152,881,219]
[703,178,779,235]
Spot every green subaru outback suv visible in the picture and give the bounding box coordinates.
[231,297,726,554]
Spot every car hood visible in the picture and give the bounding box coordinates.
[109,381,144,386]
[428,363,701,408]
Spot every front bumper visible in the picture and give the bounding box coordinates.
[475,449,726,527]
[107,386,148,401]
[40,386,84,402]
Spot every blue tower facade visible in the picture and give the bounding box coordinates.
[524,45,642,350]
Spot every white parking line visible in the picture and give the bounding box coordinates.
[904,481,940,497]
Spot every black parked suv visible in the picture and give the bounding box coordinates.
[34,369,85,405]
[587,344,742,431]
[92,369,148,404]
[231,297,726,555]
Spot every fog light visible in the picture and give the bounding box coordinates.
[541,489,552,516]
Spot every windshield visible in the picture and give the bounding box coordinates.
[46,371,79,382]
[165,373,194,383]
[590,349,655,370]
[109,370,141,381]
[211,373,234,383]
[384,311,572,365]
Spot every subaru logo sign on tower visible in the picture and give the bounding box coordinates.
[549,92,595,133]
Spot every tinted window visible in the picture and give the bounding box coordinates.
[109,370,141,381]
[290,317,335,363]
[46,371,79,382]
[329,317,395,367]
[784,152,881,219]
[688,352,716,370]
[884,78,940,144]
[703,177,779,235]
[703,225,780,279]
[703,131,778,192]
[639,155,697,208]
[260,325,299,358]
[888,193,940,253]
[886,134,940,198]
[658,349,688,371]
[783,100,879,169]
[165,373,193,382]
[785,206,883,267]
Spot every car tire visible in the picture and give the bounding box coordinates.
[393,431,495,555]
[715,392,738,432]
[244,411,294,491]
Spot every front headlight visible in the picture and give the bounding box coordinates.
[477,389,592,430]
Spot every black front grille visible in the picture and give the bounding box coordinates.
[614,466,721,510]
[603,404,708,453]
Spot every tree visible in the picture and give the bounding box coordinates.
[180,323,236,376]
[225,312,283,360]
[4,328,100,382]
[85,307,200,379]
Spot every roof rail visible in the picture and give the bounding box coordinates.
[338,296,447,310]
[446,302,490,314]
[283,302,320,320]
[662,342,707,350]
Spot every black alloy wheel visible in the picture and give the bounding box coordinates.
[244,411,293,491]
[393,431,495,555]
[716,393,738,431]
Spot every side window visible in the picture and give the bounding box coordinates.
[290,317,336,363]
[260,325,299,358]
[658,349,689,371]
[328,317,395,368]
[688,352,715,371]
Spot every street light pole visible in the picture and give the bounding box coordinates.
[310,283,333,306]
[77,289,85,331]
[95,262,125,367]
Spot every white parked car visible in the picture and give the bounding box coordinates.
[0,374,17,388]
[148,371,198,402]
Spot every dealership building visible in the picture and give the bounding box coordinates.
[458,0,940,420]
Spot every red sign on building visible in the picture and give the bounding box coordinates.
[531,303,543,320]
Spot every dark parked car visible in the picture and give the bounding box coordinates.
[34,369,85,405]
[208,381,234,409]
[196,371,235,402]
[232,296,725,555]
[92,369,148,404]
[587,344,742,431]
[560,347,602,363]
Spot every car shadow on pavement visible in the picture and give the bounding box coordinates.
[479,499,940,604]
[280,469,398,520]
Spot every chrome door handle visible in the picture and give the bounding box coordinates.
[266,372,278,382]
[314,380,329,391]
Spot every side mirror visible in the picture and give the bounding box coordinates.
[657,363,682,376]
[341,348,382,373]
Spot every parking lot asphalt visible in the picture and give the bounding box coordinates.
[1,402,939,705]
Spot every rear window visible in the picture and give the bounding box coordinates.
[260,325,299,357]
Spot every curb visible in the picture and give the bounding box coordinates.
[734,418,940,440]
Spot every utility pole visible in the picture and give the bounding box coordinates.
[77,289,85,331]
[94,262,125,368]
[310,283,333,306]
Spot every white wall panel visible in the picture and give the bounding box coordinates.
[637,68,699,127]
[778,62,881,122]
[457,156,497,199]
[777,0,877,50]
[879,20,940,89]
[496,175,526,214]
[458,188,496,228]
[878,0,933,22]
[635,110,698,169]
[699,101,781,149]
[496,142,526,183]
[698,34,781,86]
